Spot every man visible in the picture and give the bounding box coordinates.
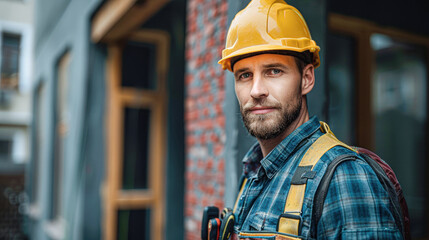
[218,0,403,239]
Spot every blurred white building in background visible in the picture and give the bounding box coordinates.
[0,0,34,163]
[0,0,34,238]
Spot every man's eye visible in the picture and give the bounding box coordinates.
[239,72,251,79]
[268,69,282,75]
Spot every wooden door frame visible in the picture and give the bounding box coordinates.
[92,1,170,239]
[104,29,169,240]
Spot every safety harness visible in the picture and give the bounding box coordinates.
[226,122,408,239]
[231,122,353,239]
[277,122,355,237]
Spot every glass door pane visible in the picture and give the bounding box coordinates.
[121,41,156,90]
[122,107,151,190]
[371,33,427,237]
[117,209,151,240]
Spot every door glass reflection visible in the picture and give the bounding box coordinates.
[371,33,427,237]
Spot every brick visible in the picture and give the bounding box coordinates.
[213,143,223,156]
[185,0,228,238]
[206,157,214,170]
[217,158,225,172]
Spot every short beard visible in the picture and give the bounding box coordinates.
[240,98,302,140]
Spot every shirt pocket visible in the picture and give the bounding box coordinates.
[247,211,278,231]
[247,212,266,231]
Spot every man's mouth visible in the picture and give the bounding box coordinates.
[247,106,277,115]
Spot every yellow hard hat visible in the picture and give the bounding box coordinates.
[218,0,320,71]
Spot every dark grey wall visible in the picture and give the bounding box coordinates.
[289,0,328,121]
[34,0,71,51]
[81,43,107,240]
[30,0,104,239]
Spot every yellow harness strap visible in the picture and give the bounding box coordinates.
[278,122,355,236]
[234,178,248,213]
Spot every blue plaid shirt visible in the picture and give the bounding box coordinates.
[234,117,402,239]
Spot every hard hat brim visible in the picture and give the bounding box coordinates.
[219,44,320,72]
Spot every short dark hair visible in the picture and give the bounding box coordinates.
[294,55,308,76]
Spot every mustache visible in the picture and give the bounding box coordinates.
[241,99,281,113]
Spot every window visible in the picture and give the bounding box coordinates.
[0,138,12,160]
[0,33,21,90]
[51,52,70,220]
[328,14,429,238]
[0,127,28,164]
[104,30,169,240]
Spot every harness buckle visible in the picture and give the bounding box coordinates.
[277,212,303,236]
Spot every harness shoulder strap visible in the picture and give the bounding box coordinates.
[233,176,248,213]
[310,154,357,237]
[277,122,354,236]
[309,152,407,239]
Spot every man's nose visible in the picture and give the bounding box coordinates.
[250,75,268,99]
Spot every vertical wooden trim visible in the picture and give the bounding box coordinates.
[158,30,169,240]
[355,32,374,149]
[104,45,123,240]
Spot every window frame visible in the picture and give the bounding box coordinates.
[51,51,71,220]
[104,29,169,240]
[328,13,429,150]
[328,13,429,238]
[43,51,72,240]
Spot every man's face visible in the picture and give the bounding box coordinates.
[233,54,303,140]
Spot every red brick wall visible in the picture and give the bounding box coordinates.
[184,0,228,239]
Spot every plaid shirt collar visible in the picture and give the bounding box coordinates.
[242,116,320,180]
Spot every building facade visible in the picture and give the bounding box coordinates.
[26,0,429,239]
[0,0,34,238]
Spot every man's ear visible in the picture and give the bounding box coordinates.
[301,64,315,96]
